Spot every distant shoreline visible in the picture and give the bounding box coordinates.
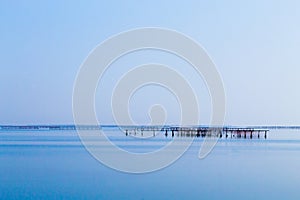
[1,124,300,131]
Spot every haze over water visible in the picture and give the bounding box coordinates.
[2,1,300,199]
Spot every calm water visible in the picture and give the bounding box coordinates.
[1,128,300,200]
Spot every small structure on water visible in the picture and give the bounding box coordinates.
[123,126,269,139]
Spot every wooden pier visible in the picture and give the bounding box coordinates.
[122,126,269,139]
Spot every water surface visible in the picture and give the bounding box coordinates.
[1,128,300,199]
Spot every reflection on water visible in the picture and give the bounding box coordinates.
[1,129,300,199]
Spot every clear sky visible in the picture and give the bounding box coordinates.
[1,0,300,126]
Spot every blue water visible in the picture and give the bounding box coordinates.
[1,129,300,199]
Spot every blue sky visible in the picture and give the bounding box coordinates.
[1,1,300,125]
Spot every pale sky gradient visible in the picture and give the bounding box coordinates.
[1,1,300,125]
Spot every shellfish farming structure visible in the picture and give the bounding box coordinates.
[122,126,269,139]
[0,125,269,139]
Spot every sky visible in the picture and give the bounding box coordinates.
[1,0,300,126]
